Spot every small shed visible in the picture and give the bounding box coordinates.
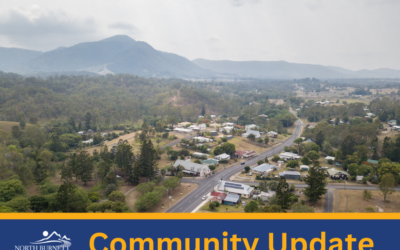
[356,176,363,182]
[210,131,218,136]
[300,165,309,171]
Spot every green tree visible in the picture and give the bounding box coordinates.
[272,155,280,162]
[136,138,159,181]
[294,137,303,151]
[379,173,395,201]
[301,156,311,165]
[0,179,26,202]
[247,134,256,142]
[306,150,320,162]
[276,177,291,209]
[315,131,325,148]
[115,140,136,184]
[29,195,49,212]
[264,137,269,144]
[19,119,26,129]
[244,200,259,213]
[6,196,31,212]
[85,112,92,130]
[244,166,250,173]
[33,160,48,185]
[108,191,125,202]
[11,126,21,139]
[201,107,206,116]
[286,160,299,169]
[304,164,327,205]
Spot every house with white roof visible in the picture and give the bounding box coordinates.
[173,160,211,177]
[82,139,93,144]
[217,180,254,198]
[174,128,193,133]
[192,137,213,143]
[279,152,301,160]
[215,153,230,161]
[267,131,278,138]
[242,130,261,138]
[325,156,335,163]
[252,164,276,175]
[222,122,234,127]
[245,124,257,131]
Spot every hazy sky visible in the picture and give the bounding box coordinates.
[0,0,399,70]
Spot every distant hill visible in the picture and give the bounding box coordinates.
[193,59,400,79]
[1,35,213,78]
[1,36,400,79]
[0,47,42,71]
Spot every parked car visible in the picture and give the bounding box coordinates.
[241,162,245,165]
[202,196,206,200]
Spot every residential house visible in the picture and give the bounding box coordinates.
[217,180,254,198]
[82,139,93,144]
[325,156,335,163]
[78,131,85,135]
[252,164,276,175]
[255,191,276,201]
[210,191,227,203]
[210,131,218,136]
[201,158,219,166]
[242,130,261,138]
[174,128,193,133]
[173,160,211,177]
[215,153,230,161]
[279,152,301,160]
[245,124,257,131]
[234,150,257,159]
[259,114,268,118]
[306,139,313,143]
[193,152,209,158]
[192,137,213,143]
[222,122,235,127]
[267,131,278,138]
[220,126,234,134]
[279,171,301,180]
[327,168,349,179]
[388,120,397,127]
[223,194,241,206]
[211,115,216,119]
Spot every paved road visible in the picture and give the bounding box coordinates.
[161,133,195,149]
[166,120,303,213]
[324,189,334,212]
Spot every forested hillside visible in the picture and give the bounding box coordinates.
[0,72,295,125]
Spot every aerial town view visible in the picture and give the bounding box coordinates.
[0,0,400,215]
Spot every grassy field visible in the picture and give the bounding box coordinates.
[0,121,32,132]
[229,137,274,154]
[334,190,400,212]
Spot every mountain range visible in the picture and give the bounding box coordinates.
[0,35,399,79]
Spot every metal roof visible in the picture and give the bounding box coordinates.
[253,164,276,172]
[224,194,240,203]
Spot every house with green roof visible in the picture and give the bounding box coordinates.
[201,158,219,166]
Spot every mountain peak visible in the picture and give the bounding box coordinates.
[100,35,135,43]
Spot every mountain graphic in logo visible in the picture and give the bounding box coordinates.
[30,231,71,247]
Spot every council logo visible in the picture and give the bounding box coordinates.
[15,231,72,250]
